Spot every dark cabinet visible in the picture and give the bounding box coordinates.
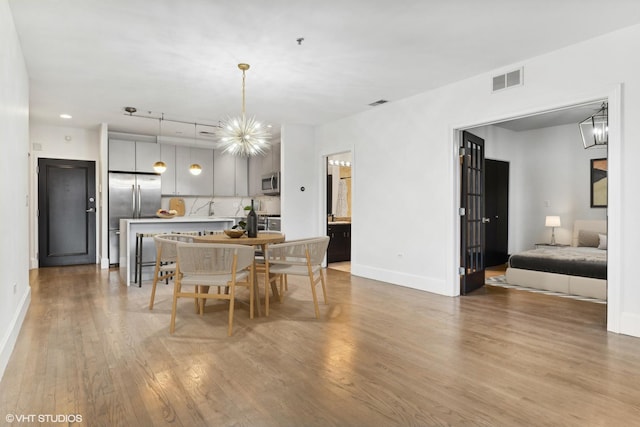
[327,223,351,263]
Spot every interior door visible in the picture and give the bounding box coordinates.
[38,158,96,267]
[460,131,486,294]
[485,159,509,267]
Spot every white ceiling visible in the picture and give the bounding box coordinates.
[8,0,640,141]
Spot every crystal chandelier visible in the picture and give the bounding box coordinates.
[216,63,271,157]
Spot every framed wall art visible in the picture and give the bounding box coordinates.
[590,158,607,208]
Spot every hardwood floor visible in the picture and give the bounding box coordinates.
[1,265,640,426]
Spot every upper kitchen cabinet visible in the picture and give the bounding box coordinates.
[108,139,160,173]
[159,144,176,195]
[248,142,280,195]
[108,139,135,171]
[214,150,248,196]
[175,146,214,196]
[134,141,161,173]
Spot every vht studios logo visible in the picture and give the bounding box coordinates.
[6,413,83,423]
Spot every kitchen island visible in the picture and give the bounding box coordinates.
[118,216,236,286]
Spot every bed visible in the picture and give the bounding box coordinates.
[504,220,607,300]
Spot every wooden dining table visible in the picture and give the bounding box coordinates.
[193,232,285,316]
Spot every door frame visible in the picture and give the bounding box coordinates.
[324,150,354,266]
[450,85,621,333]
[36,157,99,267]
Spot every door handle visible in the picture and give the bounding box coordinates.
[482,217,491,223]
[86,208,96,213]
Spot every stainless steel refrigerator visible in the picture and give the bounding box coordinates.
[108,172,161,265]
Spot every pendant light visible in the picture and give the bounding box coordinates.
[153,116,167,173]
[189,122,202,175]
[580,102,608,149]
[216,63,271,157]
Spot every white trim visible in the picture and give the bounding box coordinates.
[351,264,452,296]
[450,84,623,334]
[0,287,31,381]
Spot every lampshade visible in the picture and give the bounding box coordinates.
[545,216,561,227]
[153,161,167,173]
[189,163,202,176]
[580,102,608,149]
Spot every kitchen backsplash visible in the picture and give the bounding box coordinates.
[160,195,280,217]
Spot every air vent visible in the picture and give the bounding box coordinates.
[199,131,217,138]
[368,99,389,106]
[492,67,523,93]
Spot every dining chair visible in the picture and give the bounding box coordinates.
[171,242,255,336]
[264,236,330,318]
[149,234,195,310]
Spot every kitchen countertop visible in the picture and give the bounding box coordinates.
[328,221,351,225]
[121,216,236,224]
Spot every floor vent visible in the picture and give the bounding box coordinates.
[368,99,389,106]
[492,67,523,92]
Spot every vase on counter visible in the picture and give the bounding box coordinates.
[246,199,258,238]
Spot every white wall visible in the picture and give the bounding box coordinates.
[0,0,30,380]
[280,124,320,240]
[473,123,607,253]
[29,124,101,268]
[305,24,640,336]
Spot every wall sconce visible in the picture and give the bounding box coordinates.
[545,215,561,245]
[580,102,608,149]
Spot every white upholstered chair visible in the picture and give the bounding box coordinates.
[264,236,330,318]
[171,242,255,336]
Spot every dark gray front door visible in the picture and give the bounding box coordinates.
[38,158,96,266]
[460,131,486,294]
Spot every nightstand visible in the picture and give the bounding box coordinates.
[535,243,570,249]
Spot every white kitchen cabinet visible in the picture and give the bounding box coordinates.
[135,141,161,173]
[175,146,214,195]
[248,142,280,195]
[159,144,176,195]
[214,150,248,196]
[108,139,161,173]
[108,139,136,171]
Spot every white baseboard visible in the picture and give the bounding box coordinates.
[0,287,31,382]
[351,263,453,296]
[100,257,110,269]
[620,312,640,338]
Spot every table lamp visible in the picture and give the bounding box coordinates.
[545,215,561,245]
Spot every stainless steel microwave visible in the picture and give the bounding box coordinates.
[261,172,280,195]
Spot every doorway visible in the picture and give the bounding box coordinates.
[326,152,352,272]
[455,98,614,328]
[485,159,509,267]
[38,158,97,267]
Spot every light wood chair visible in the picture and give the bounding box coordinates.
[264,236,330,318]
[254,231,286,296]
[171,242,255,336]
[149,234,194,310]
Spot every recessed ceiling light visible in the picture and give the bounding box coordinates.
[59,114,72,119]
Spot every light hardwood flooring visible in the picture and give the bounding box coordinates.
[2,265,640,426]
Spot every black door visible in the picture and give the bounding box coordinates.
[460,131,486,294]
[38,158,97,266]
[485,159,509,267]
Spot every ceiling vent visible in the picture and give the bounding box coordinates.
[368,99,389,106]
[199,130,217,138]
[492,67,523,93]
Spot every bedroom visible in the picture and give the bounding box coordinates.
[466,102,608,304]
